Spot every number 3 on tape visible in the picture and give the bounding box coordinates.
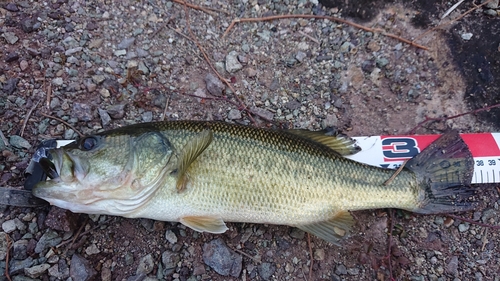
[381,137,420,161]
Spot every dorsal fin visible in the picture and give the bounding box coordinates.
[175,129,213,192]
[287,129,360,156]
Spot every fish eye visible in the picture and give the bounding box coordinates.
[81,136,98,151]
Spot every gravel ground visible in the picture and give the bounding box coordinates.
[1,0,500,280]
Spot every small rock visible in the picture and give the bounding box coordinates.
[202,238,242,277]
[72,102,93,121]
[98,108,112,126]
[52,77,64,86]
[85,244,100,255]
[10,257,35,274]
[88,38,104,49]
[258,262,276,280]
[268,78,279,91]
[114,49,127,56]
[2,220,17,233]
[20,60,29,71]
[92,75,106,84]
[0,232,8,260]
[3,78,20,94]
[225,51,243,73]
[314,249,325,261]
[5,52,20,62]
[162,250,180,276]
[136,254,154,275]
[205,73,225,96]
[289,228,305,240]
[2,32,19,44]
[24,264,50,278]
[335,264,348,275]
[257,30,270,42]
[484,9,498,16]
[13,239,28,260]
[118,37,136,49]
[65,47,83,56]
[20,17,37,33]
[165,230,178,244]
[228,109,242,120]
[35,230,62,254]
[461,33,473,40]
[107,103,126,119]
[446,256,458,276]
[458,223,470,232]
[70,254,97,281]
[251,107,274,121]
[141,111,153,122]
[295,51,307,62]
[9,135,32,149]
[100,88,111,98]
[246,67,257,77]
[5,3,19,12]
[347,267,360,275]
[486,0,499,9]
[322,114,338,128]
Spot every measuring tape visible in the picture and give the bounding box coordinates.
[347,133,500,184]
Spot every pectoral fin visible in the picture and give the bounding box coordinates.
[180,216,229,233]
[297,211,355,245]
[175,130,213,192]
[287,129,360,156]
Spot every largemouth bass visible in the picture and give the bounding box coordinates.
[33,121,475,244]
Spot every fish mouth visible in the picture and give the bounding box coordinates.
[37,149,88,184]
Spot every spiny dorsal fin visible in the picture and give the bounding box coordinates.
[176,129,213,192]
[180,216,228,233]
[287,129,360,156]
[297,210,355,245]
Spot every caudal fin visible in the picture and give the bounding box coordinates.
[405,130,476,214]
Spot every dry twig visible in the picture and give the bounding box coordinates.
[383,160,409,186]
[224,15,429,50]
[20,100,40,137]
[171,0,220,16]
[40,112,84,137]
[5,235,12,281]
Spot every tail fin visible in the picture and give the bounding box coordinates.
[405,130,476,214]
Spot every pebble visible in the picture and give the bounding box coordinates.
[13,240,28,260]
[10,257,35,274]
[24,264,51,278]
[98,108,112,126]
[295,51,307,62]
[202,238,242,277]
[107,103,126,119]
[136,254,154,275]
[289,228,305,240]
[2,219,18,233]
[165,230,178,244]
[20,17,37,33]
[486,0,499,9]
[2,32,19,44]
[72,102,93,121]
[69,255,97,281]
[335,264,348,275]
[65,47,83,56]
[5,52,20,62]
[0,232,8,260]
[258,262,276,280]
[205,72,225,96]
[9,135,32,149]
[461,33,473,40]
[117,37,136,49]
[161,250,180,276]
[225,51,243,73]
[114,49,127,56]
[5,3,19,12]
[85,244,100,255]
[52,77,64,86]
[246,67,257,77]
[228,109,242,120]
[314,249,325,261]
[458,223,470,232]
[20,60,29,71]
[35,230,63,254]
[3,78,20,94]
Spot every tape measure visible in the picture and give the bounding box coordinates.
[347,133,500,184]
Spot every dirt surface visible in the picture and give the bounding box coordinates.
[1,0,500,280]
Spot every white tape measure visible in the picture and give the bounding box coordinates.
[347,133,500,184]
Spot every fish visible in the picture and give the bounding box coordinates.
[32,121,476,244]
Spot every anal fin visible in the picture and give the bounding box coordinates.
[297,211,355,245]
[180,216,229,234]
